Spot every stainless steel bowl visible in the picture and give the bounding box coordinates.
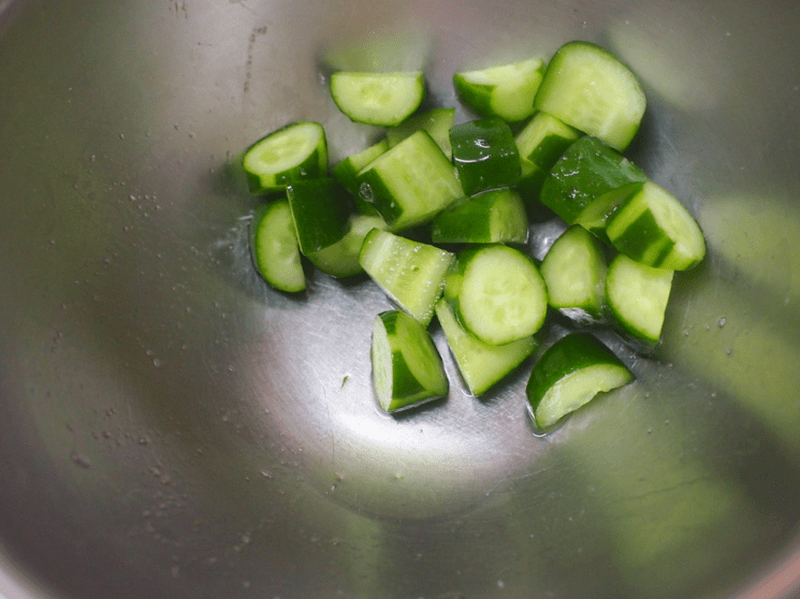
[2,1,800,598]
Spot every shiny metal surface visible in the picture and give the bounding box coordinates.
[2,0,800,598]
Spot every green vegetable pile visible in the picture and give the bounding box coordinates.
[242,40,706,431]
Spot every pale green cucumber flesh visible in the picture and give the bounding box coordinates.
[243,122,326,193]
[359,228,454,326]
[456,245,548,345]
[330,71,425,126]
[435,300,537,396]
[606,253,673,343]
[371,310,448,412]
[250,200,306,293]
[540,225,606,322]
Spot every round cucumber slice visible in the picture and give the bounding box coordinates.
[330,71,425,127]
[242,122,327,194]
[249,199,306,293]
[526,332,634,430]
[371,310,449,413]
[450,244,548,346]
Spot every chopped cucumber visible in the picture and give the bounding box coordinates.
[526,332,634,430]
[430,188,529,245]
[605,181,706,271]
[534,41,646,151]
[540,225,607,323]
[446,244,548,346]
[249,199,306,293]
[371,310,449,412]
[515,111,581,171]
[539,135,647,224]
[307,214,388,278]
[286,178,352,255]
[332,138,390,198]
[357,130,463,231]
[453,57,545,123]
[243,122,328,194]
[449,117,521,196]
[359,228,454,326]
[330,71,425,127]
[386,108,455,158]
[573,181,643,243]
[435,299,537,396]
[606,253,673,345]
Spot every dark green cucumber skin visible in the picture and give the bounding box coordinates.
[430,189,527,244]
[379,311,428,402]
[452,78,495,118]
[449,118,520,196]
[356,131,461,230]
[539,136,647,224]
[286,178,352,255]
[609,207,676,267]
[243,122,327,194]
[525,332,628,409]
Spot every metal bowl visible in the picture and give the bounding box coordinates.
[2,1,800,598]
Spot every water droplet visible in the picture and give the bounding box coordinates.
[70,449,91,468]
[717,317,727,328]
[153,358,163,368]
[119,133,125,140]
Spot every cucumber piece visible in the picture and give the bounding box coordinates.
[453,57,545,123]
[435,299,537,396]
[249,199,306,293]
[539,135,647,224]
[515,111,581,171]
[330,71,425,127]
[515,157,550,218]
[573,180,643,243]
[306,214,388,278]
[332,138,390,197]
[446,244,548,346]
[242,122,328,194]
[540,225,607,323]
[371,310,449,413]
[359,228,454,326]
[606,253,673,345]
[526,332,634,430]
[357,130,463,231]
[449,117,521,196]
[605,181,706,271]
[286,178,352,255]
[386,108,455,158]
[534,41,646,151]
[430,188,529,245]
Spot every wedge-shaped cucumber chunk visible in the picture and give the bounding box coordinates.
[453,57,545,123]
[445,244,548,346]
[330,71,425,127]
[435,300,537,397]
[286,178,352,256]
[332,138,390,197]
[359,228,454,326]
[307,214,388,278]
[386,108,455,158]
[450,117,521,196]
[515,111,581,171]
[606,181,706,271]
[249,199,305,293]
[430,188,529,245]
[371,310,449,413]
[526,332,634,430]
[243,122,328,194]
[606,253,673,346]
[540,225,607,323]
[357,130,463,231]
[534,41,646,151]
[539,135,647,224]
